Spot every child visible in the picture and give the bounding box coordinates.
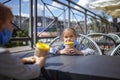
[49,27,95,55]
[0,3,47,80]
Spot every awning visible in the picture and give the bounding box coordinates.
[89,0,120,18]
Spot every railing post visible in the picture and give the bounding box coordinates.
[84,10,87,34]
[29,0,33,48]
[33,0,37,46]
[68,0,70,27]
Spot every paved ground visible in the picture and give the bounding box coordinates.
[8,46,34,53]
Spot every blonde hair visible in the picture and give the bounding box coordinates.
[63,27,77,37]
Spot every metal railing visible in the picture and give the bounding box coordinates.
[3,0,117,49]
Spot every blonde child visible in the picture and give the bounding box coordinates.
[49,27,95,55]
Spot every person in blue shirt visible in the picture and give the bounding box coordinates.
[49,27,95,55]
[0,6,13,46]
[0,27,12,46]
[0,3,47,80]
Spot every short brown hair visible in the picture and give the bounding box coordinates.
[0,3,13,22]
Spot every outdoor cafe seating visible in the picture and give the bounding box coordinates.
[49,33,102,55]
[87,33,117,55]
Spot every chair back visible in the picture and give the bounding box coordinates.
[78,34,102,55]
[87,33,117,55]
[110,44,120,56]
[107,33,120,45]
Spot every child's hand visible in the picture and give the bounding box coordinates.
[34,51,47,57]
[69,47,83,55]
[34,47,48,57]
[21,56,36,64]
[59,48,71,54]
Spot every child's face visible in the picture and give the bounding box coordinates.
[63,30,76,42]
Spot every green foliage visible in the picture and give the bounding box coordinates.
[16,30,27,37]
[4,30,28,48]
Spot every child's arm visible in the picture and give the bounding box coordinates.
[49,44,65,54]
[68,47,84,55]
[58,48,72,54]
[75,44,95,55]
[81,48,95,56]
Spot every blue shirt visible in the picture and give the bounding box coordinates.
[0,27,12,46]
[49,43,95,56]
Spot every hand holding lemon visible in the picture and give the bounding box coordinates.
[65,41,74,48]
[34,42,50,57]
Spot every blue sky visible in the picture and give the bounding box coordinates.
[3,0,112,21]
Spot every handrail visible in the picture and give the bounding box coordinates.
[49,36,60,46]
[1,0,11,4]
[37,18,57,36]
[11,22,31,39]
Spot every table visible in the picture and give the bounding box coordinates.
[41,55,120,80]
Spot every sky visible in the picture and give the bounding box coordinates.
[2,0,112,21]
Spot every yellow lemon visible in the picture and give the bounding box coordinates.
[65,41,74,45]
[36,42,50,52]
